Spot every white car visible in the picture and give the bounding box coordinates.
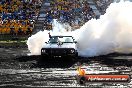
[41,36,78,59]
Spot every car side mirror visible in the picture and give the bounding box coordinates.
[74,41,77,43]
[45,42,48,44]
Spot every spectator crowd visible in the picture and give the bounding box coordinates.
[94,0,113,14]
[40,0,97,30]
[0,0,42,35]
[0,0,105,34]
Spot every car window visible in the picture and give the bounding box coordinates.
[65,38,72,42]
[49,36,74,43]
[49,37,58,43]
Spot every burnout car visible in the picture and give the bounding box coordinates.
[41,36,78,59]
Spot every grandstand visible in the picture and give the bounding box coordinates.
[0,0,42,36]
[34,0,102,33]
[94,0,113,14]
[0,0,112,36]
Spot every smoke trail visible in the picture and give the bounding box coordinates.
[27,31,49,55]
[27,1,132,57]
[77,1,132,57]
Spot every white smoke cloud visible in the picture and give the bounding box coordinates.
[27,1,132,57]
[27,31,49,55]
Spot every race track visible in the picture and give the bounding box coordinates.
[0,48,132,87]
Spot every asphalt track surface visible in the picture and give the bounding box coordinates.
[0,48,132,87]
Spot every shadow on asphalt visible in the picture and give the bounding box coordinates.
[88,55,132,67]
[16,53,132,68]
[16,55,78,68]
[98,57,132,66]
